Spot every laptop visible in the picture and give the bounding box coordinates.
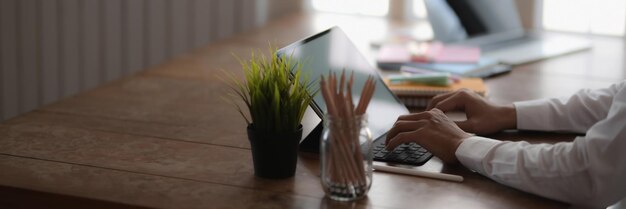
[278,27,434,166]
[425,0,591,65]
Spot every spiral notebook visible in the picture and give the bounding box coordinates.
[384,78,487,108]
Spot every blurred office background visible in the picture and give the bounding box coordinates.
[0,0,301,122]
[0,0,625,122]
[309,0,625,36]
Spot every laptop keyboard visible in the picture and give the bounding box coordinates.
[372,138,433,166]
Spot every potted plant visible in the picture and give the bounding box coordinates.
[223,48,317,179]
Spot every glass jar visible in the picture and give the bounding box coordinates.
[320,114,373,201]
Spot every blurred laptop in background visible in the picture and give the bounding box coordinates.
[425,0,591,65]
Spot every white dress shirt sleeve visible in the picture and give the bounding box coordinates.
[455,81,626,208]
[514,82,624,133]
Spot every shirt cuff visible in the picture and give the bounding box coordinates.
[514,99,553,131]
[455,136,501,175]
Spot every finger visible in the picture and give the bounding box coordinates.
[386,120,428,145]
[427,91,457,110]
[427,88,473,112]
[433,92,469,112]
[432,89,475,112]
[385,131,418,150]
[430,108,444,115]
[396,111,434,121]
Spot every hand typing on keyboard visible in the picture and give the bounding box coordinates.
[385,108,471,164]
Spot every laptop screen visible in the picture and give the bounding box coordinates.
[278,27,409,143]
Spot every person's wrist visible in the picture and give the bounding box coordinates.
[450,134,470,164]
[496,104,517,130]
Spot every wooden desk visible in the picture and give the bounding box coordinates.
[1,12,624,209]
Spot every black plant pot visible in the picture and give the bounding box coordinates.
[247,124,302,179]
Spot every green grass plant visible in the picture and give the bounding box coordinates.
[223,47,317,134]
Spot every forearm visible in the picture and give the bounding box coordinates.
[457,91,626,208]
[452,81,626,207]
[514,82,624,132]
[456,137,625,208]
